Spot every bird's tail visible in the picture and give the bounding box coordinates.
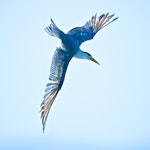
[86,13,118,33]
[40,81,59,132]
[45,18,63,39]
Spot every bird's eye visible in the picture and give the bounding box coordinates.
[87,53,91,57]
[84,52,91,56]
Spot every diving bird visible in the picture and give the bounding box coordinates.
[40,13,118,132]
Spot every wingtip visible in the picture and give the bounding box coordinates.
[113,16,119,21]
[42,124,45,133]
[50,17,53,22]
[44,27,49,33]
[50,18,56,25]
[42,115,46,133]
[106,12,110,17]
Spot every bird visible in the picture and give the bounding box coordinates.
[40,13,118,132]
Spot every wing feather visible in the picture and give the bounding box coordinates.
[67,13,118,45]
[40,48,73,132]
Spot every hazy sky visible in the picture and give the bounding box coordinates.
[0,0,150,150]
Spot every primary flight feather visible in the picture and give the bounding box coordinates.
[40,13,118,132]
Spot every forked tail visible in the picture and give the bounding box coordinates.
[45,18,63,38]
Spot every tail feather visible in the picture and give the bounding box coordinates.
[44,18,60,38]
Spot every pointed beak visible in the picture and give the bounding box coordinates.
[90,57,100,65]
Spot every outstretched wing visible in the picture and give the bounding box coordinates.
[68,13,118,45]
[40,48,73,132]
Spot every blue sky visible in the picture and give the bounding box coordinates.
[0,0,150,150]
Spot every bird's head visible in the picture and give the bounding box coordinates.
[83,52,100,65]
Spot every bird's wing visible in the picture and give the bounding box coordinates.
[40,48,73,132]
[67,13,118,45]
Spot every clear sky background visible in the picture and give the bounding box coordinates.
[0,0,150,150]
